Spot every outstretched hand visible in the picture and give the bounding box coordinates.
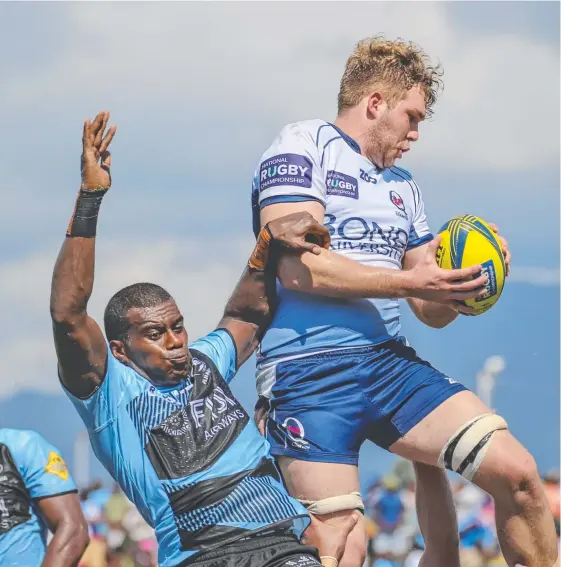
[81,110,116,191]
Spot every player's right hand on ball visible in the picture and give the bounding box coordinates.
[407,235,488,310]
[81,110,116,191]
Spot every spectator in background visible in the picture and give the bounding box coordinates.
[373,476,405,534]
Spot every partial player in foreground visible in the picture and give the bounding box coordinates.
[0,428,88,567]
[252,36,557,567]
[50,111,356,567]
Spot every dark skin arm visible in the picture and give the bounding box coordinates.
[217,212,330,368]
[50,111,115,399]
[38,493,89,567]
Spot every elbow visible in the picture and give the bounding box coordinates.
[421,310,458,329]
[50,301,87,327]
[277,258,315,294]
[74,522,90,556]
[278,272,304,292]
[423,317,453,329]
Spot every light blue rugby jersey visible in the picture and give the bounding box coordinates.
[63,329,309,567]
[251,120,434,361]
[0,429,77,567]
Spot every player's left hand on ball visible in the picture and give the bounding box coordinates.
[267,212,331,255]
[488,223,511,276]
[302,512,359,562]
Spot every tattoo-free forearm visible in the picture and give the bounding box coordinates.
[50,238,95,322]
[222,265,276,337]
[51,186,108,321]
[41,520,89,567]
[278,248,416,299]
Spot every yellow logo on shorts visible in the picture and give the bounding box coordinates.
[45,452,69,481]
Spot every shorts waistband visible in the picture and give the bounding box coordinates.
[177,531,300,566]
[261,337,408,365]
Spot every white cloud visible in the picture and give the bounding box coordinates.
[0,2,558,173]
[0,236,253,398]
[509,266,560,287]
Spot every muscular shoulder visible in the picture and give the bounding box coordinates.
[0,428,45,453]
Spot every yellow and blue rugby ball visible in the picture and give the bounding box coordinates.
[436,214,506,316]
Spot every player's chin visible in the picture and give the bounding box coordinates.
[385,152,400,168]
[168,359,192,380]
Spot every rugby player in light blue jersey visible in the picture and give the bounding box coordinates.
[50,111,356,567]
[252,37,557,567]
[0,428,88,567]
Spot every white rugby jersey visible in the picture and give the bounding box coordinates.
[251,120,433,360]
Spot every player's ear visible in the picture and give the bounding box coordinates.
[110,339,128,364]
[366,91,385,119]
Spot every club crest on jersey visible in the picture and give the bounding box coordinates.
[260,153,312,191]
[326,170,359,199]
[45,452,69,481]
[389,190,408,219]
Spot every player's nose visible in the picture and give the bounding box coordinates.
[407,130,419,142]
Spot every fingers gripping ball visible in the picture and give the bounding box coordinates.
[437,215,506,315]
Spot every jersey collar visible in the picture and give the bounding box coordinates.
[328,122,361,154]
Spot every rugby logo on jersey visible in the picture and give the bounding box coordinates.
[326,170,359,199]
[260,153,312,191]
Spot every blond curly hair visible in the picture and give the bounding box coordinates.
[338,36,443,118]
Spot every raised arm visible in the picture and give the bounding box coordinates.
[50,111,115,399]
[261,202,489,306]
[217,211,330,368]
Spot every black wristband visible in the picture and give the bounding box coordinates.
[66,188,109,238]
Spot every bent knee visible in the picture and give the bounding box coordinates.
[479,433,542,502]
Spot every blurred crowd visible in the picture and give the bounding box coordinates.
[75,463,560,567]
[77,481,157,567]
[364,464,560,567]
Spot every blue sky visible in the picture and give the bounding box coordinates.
[0,2,558,486]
